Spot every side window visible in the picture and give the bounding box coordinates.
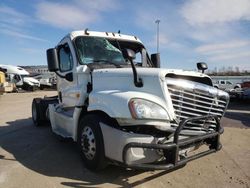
[226,81,232,84]
[134,51,142,66]
[221,81,225,84]
[58,44,73,72]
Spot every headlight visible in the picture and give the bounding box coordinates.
[129,98,169,120]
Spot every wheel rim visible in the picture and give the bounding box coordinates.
[81,126,96,160]
[32,102,37,122]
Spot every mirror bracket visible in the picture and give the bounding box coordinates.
[55,72,73,82]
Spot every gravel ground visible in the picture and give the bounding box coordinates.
[0,91,249,188]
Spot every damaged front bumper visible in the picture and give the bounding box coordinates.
[122,115,223,170]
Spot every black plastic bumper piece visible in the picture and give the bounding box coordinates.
[122,115,223,170]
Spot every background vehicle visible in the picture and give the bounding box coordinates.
[0,64,40,91]
[213,80,241,91]
[0,67,16,94]
[32,30,229,171]
[239,80,250,100]
[241,80,250,89]
[33,73,56,90]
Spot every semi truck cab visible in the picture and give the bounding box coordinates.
[32,30,229,171]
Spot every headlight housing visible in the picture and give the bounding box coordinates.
[129,98,169,120]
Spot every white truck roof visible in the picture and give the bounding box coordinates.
[0,64,29,75]
[63,30,143,44]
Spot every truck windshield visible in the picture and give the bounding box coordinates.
[75,36,152,68]
[75,37,126,66]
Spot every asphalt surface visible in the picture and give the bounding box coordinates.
[0,91,249,188]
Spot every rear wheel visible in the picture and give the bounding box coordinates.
[78,114,107,171]
[32,98,42,126]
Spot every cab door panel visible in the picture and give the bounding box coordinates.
[57,38,78,107]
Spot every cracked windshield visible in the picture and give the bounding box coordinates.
[75,37,126,65]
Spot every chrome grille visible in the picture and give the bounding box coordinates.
[166,78,229,133]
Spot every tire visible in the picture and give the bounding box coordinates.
[32,98,43,126]
[22,83,28,91]
[29,86,35,92]
[78,114,107,171]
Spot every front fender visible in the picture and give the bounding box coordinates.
[88,90,169,119]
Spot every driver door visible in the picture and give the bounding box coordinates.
[57,40,77,108]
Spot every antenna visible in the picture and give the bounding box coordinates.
[155,20,160,53]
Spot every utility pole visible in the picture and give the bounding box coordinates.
[155,19,160,53]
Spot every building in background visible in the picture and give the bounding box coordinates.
[20,65,49,75]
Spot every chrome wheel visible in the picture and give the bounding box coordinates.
[78,114,107,170]
[81,126,96,160]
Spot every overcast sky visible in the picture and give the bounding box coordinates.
[1,0,250,71]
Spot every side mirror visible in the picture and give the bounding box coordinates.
[197,62,208,73]
[151,53,161,68]
[47,48,59,72]
[122,49,136,61]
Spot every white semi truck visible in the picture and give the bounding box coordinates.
[0,64,40,91]
[31,30,229,171]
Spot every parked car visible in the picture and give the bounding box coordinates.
[213,80,241,91]
[242,88,250,99]
[33,73,56,90]
[241,80,250,88]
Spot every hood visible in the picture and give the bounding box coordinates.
[92,67,213,95]
[91,67,222,123]
[23,77,40,84]
[93,68,211,82]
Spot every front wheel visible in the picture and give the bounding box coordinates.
[32,98,42,126]
[78,114,107,171]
